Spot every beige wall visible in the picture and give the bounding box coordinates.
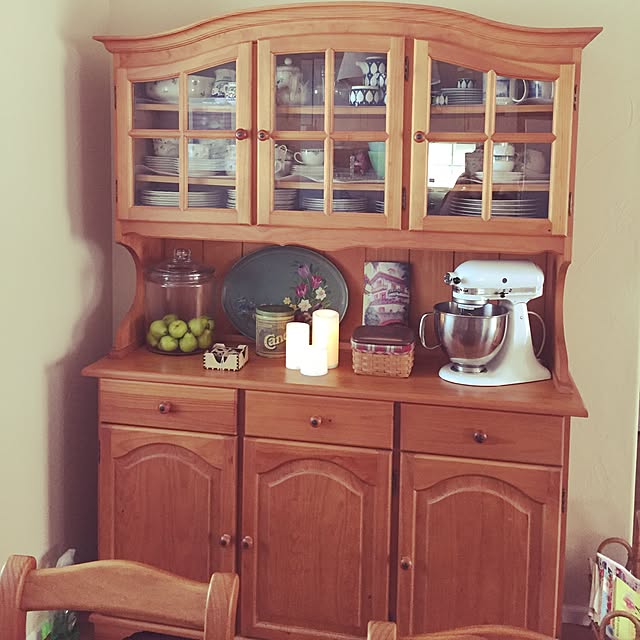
[0,0,112,595]
[107,0,640,615]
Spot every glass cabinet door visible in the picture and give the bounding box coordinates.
[409,40,572,235]
[122,43,251,224]
[256,36,404,229]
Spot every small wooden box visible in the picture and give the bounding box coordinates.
[351,325,415,378]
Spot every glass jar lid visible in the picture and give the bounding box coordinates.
[145,248,215,285]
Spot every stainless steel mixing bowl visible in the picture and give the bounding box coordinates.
[420,301,509,373]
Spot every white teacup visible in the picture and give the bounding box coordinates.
[495,76,525,105]
[294,149,324,166]
[524,148,547,173]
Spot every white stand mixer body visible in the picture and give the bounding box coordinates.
[439,260,551,387]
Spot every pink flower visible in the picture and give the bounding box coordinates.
[296,282,308,297]
[297,264,311,279]
[310,274,323,289]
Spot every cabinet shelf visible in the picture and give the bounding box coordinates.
[276,105,386,115]
[136,173,236,187]
[135,102,236,113]
[275,180,384,191]
[448,182,550,192]
[430,104,553,115]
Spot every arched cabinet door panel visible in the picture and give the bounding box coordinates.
[99,424,237,581]
[397,453,562,636]
[241,438,391,640]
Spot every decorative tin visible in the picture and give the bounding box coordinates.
[255,305,294,358]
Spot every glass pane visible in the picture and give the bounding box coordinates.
[135,137,179,207]
[334,52,386,133]
[188,64,236,131]
[495,76,553,134]
[426,141,477,216]
[275,54,324,132]
[488,141,550,219]
[430,61,485,133]
[133,78,179,129]
[333,142,385,184]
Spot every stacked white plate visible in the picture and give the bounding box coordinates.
[375,200,385,213]
[302,196,368,212]
[447,194,539,217]
[291,165,325,181]
[226,189,298,210]
[440,87,484,105]
[143,156,226,177]
[474,171,524,183]
[140,189,226,208]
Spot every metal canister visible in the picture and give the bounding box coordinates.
[255,305,294,358]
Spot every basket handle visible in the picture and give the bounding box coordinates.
[599,611,640,640]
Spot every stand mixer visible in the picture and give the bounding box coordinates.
[431,259,551,386]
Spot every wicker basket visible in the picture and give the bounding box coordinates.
[352,346,414,378]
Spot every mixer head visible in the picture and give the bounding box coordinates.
[444,259,544,306]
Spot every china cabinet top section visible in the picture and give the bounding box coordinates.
[95,2,601,63]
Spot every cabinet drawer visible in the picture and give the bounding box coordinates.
[100,379,237,434]
[400,403,564,466]
[245,390,393,449]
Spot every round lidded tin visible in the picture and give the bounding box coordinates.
[255,304,294,358]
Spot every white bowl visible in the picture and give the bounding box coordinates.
[145,76,214,103]
[493,159,515,172]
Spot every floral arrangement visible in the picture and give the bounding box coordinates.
[283,262,331,323]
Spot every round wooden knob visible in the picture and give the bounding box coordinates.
[219,534,232,547]
[400,556,413,570]
[257,130,270,141]
[473,430,488,443]
[309,416,323,428]
[413,131,426,143]
[242,536,254,549]
[158,401,172,414]
[235,128,248,140]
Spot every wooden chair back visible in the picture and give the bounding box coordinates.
[0,555,239,640]
[367,621,561,640]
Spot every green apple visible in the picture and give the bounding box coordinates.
[162,313,179,326]
[204,316,215,331]
[168,319,188,339]
[179,332,198,353]
[146,331,159,348]
[188,316,207,337]
[149,319,169,339]
[158,335,178,352]
[197,328,213,350]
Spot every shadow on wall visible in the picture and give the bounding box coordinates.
[43,6,113,566]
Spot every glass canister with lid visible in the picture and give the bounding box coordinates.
[144,248,216,354]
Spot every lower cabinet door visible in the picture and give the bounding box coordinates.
[241,438,392,640]
[99,424,237,581]
[397,453,562,636]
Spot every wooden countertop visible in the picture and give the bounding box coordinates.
[82,345,587,418]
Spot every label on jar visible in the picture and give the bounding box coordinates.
[255,305,294,358]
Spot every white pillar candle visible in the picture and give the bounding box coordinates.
[299,345,328,377]
[311,309,340,369]
[285,322,310,370]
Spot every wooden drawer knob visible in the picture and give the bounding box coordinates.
[219,534,232,547]
[242,536,254,549]
[400,556,413,570]
[158,401,173,414]
[413,131,426,143]
[257,129,270,141]
[309,416,323,428]
[473,430,488,443]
